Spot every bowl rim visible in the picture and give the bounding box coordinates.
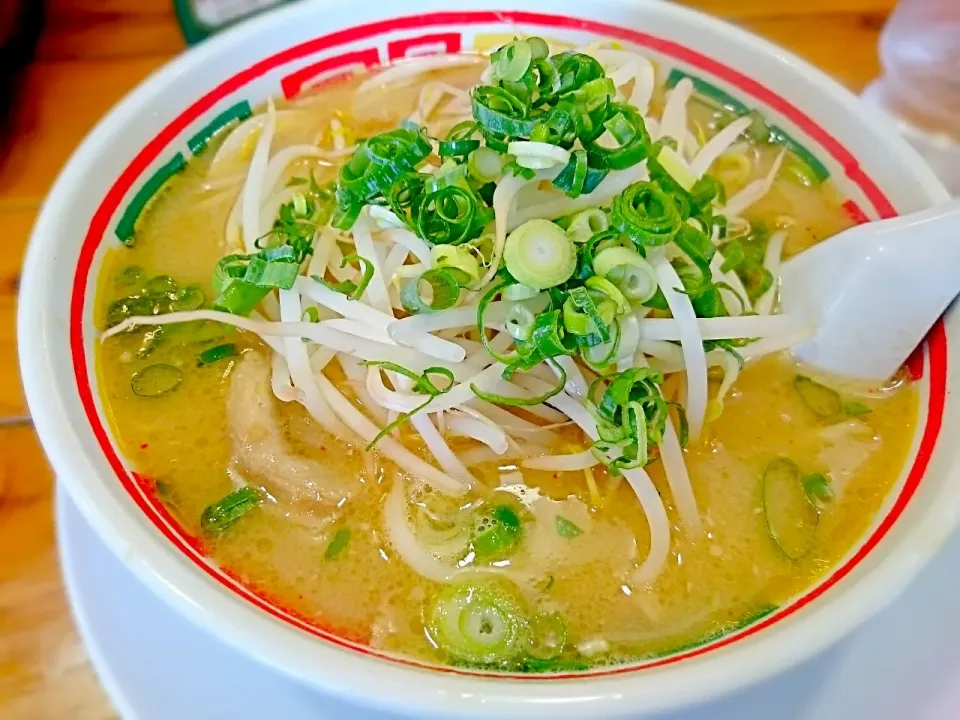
[19,1,955,717]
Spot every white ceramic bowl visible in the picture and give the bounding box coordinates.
[18,1,958,717]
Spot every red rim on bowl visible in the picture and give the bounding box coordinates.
[69,10,947,680]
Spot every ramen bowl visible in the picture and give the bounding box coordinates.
[18,0,957,717]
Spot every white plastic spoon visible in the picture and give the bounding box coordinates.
[779,198,960,382]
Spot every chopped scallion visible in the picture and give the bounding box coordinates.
[467,146,504,184]
[503,219,576,290]
[201,487,260,533]
[401,267,462,314]
[801,472,835,508]
[471,504,523,561]
[565,208,609,244]
[116,265,144,288]
[844,401,871,417]
[593,246,658,303]
[763,458,818,560]
[324,527,351,560]
[526,612,567,660]
[312,254,374,301]
[198,343,238,366]
[555,516,583,538]
[131,364,183,397]
[428,581,527,665]
[432,245,481,285]
[793,375,842,419]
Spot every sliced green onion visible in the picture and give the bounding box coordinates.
[686,282,727,319]
[171,285,205,312]
[302,306,321,322]
[801,472,835,508]
[312,253,374,301]
[496,39,534,82]
[447,120,480,141]
[533,102,580,147]
[143,275,178,298]
[212,250,301,316]
[507,141,571,170]
[468,232,496,267]
[136,326,165,359]
[656,145,696,191]
[584,275,628,315]
[131,364,183,397]
[503,219,576,290]
[505,302,536,341]
[324,527,351,560]
[467,147,504,183]
[482,130,511,154]
[386,171,427,223]
[472,359,567,407]
[581,315,621,369]
[201,487,260,533]
[439,138,481,158]
[477,277,519,365]
[105,295,156,328]
[335,127,432,229]
[581,165,609,195]
[364,363,455,449]
[689,174,721,211]
[291,191,308,216]
[563,287,610,342]
[526,37,550,61]
[793,375,842,419]
[502,160,536,180]
[545,51,604,97]
[720,240,746,273]
[611,181,681,248]
[432,245,481,285]
[526,612,566,661]
[586,104,651,170]
[844,401,871,417]
[587,367,668,474]
[593,246,657,303]
[565,208,609,244]
[426,161,470,195]
[428,581,527,665]
[502,283,541,301]
[401,267,462,314]
[271,177,334,246]
[523,312,575,362]
[471,504,523,561]
[672,224,716,297]
[552,149,589,197]
[742,264,774,302]
[555,516,582,538]
[366,361,455,395]
[414,186,488,246]
[763,458,818,560]
[116,265,144,288]
[170,320,232,346]
[198,343,238,366]
[471,86,538,138]
[782,160,819,187]
[212,281,268,316]
[242,255,301,289]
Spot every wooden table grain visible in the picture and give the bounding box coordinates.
[0,1,896,716]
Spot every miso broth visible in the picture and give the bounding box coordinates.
[95,41,918,671]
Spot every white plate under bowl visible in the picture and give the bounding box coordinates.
[57,483,960,719]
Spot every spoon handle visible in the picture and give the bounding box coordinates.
[781,197,960,381]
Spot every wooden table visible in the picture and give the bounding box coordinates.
[0,0,896,716]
